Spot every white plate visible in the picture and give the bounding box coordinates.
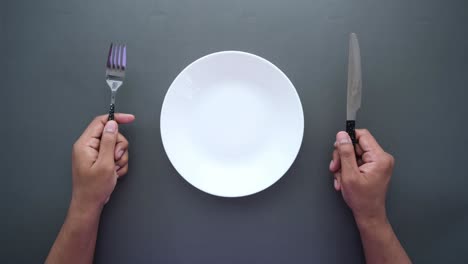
[160,51,304,197]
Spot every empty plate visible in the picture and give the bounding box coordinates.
[161,51,304,197]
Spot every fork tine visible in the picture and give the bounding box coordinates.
[107,43,113,68]
[122,45,126,70]
[107,42,126,70]
[117,44,122,69]
[112,44,118,69]
[111,43,115,69]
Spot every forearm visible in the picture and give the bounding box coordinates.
[356,215,411,264]
[46,200,102,264]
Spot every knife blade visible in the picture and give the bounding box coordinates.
[346,33,362,145]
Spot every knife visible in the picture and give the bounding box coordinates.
[346,33,362,146]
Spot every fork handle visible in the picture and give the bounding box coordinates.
[108,103,115,121]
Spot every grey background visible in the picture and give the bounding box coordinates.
[1,0,467,263]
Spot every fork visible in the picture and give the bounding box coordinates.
[106,43,126,121]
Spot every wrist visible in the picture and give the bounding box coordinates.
[354,212,389,232]
[69,197,103,222]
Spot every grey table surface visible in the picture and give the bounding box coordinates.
[1,0,468,263]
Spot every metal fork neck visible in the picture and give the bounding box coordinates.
[110,90,117,105]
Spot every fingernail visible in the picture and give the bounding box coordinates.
[105,121,117,133]
[334,179,339,189]
[336,132,352,145]
[337,131,349,140]
[329,160,334,170]
[117,149,124,159]
[115,165,121,171]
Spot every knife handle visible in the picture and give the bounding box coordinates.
[346,120,357,145]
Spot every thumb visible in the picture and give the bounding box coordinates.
[97,120,118,164]
[335,131,359,177]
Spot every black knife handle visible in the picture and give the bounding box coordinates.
[108,103,115,121]
[346,120,357,145]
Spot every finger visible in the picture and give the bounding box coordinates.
[355,129,383,153]
[116,151,128,168]
[114,134,129,160]
[116,164,128,178]
[96,121,118,165]
[329,150,341,173]
[335,131,359,178]
[361,151,377,163]
[80,113,135,142]
[85,137,100,150]
[357,157,364,166]
[334,171,342,191]
[72,144,99,166]
[355,143,364,157]
[358,162,376,174]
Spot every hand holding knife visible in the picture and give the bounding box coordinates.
[346,33,362,146]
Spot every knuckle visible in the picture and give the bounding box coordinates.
[86,138,99,149]
[123,152,129,161]
[120,153,129,164]
[357,128,370,136]
[98,163,116,175]
[342,175,356,185]
[341,175,351,184]
[341,167,361,185]
[106,165,116,175]
[362,152,369,160]
[91,138,100,148]
[72,142,82,154]
[385,153,395,166]
[122,140,129,149]
[101,133,114,143]
[378,152,394,167]
[92,117,101,125]
[72,142,79,151]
